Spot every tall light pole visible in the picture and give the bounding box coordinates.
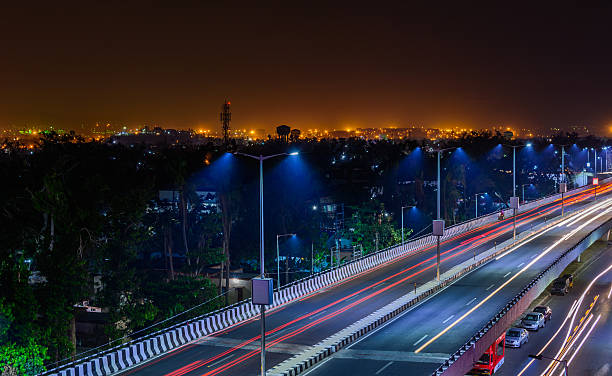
[475,192,486,218]
[235,151,298,376]
[586,147,590,170]
[276,233,295,290]
[505,143,529,240]
[521,184,531,204]
[432,147,455,281]
[554,143,569,216]
[506,143,530,197]
[401,205,415,245]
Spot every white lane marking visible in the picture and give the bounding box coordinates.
[465,298,477,306]
[504,271,512,278]
[207,353,235,368]
[517,262,525,268]
[375,361,394,375]
[413,335,428,347]
[308,310,328,320]
[486,284,495,291]
[442,315,455,324]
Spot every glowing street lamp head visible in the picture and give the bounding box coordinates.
[289,151,299,156]
[526,143,532,147]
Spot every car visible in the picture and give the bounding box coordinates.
[551,275,572,295]
[533,306,552,322]
[561,274,574,288]
[505,327,529,348]
[521,312,546,331]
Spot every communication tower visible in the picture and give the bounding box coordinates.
[220,100,231,145]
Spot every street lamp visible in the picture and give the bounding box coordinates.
[401,205,416,245]
[585,147,591,170]
[528,354,569,375]
[276,233,295,290]
[521,184,532,204]
[474,192,486,218]
[504,143,529,240]
[431,146,456,281]
[234,151,298,376]
[504,143,530,198]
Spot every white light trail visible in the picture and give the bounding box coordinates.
[415,199,612,353]
[566,314,601,367]
[516,300,579,376]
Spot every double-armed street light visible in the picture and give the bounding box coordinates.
[276,233,296,290]
[504,143,531,240]
[431,146,456,281]
[234,151,298,376]
[401,205,416,245]
[553,143,569,216]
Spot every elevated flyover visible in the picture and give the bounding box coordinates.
[44,182,612,376]
[300,191,612,376]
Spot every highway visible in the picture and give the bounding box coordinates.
[303,191,612,376]
[496,241,612,376]
[121,183,612,376]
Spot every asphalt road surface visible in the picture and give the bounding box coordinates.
[122,184,612,376]
[303,191,612,376]
[496,241,612,376]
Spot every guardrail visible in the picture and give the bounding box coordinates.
[40,181,602,376]
[432,217,612,376]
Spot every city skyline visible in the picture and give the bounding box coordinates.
[2,4,612,134]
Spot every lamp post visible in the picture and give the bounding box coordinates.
[505,143,530,197]
[554,143,569,216]
[521,184,531,204]
[432,147,455,281]
[475,192,486,218]
[586,147,590,171]
[528,354,569,375]
[505,143,529,240]
[276,233,295,290]
[401,205,416,245]
[235,151,298,376]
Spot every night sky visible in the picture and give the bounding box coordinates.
[2,3,612,133]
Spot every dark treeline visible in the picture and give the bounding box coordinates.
[0,130,605,373]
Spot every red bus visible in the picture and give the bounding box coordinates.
[467,332,506,375]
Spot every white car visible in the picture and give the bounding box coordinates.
[505,328,529,348]
[521,312,545,331]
